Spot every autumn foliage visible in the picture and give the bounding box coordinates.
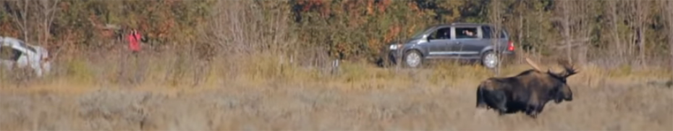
[0,0,671,68]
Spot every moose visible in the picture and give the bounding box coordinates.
[475,58,578,118]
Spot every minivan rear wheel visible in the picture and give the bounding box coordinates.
[481,51,499,69]
[403,50,422,68]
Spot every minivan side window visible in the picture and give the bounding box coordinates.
[18,41,36,53]
[428,27,452,40]
[482,26,492,38]
[456,27,478,39]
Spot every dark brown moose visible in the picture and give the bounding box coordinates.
[476,58,578,118]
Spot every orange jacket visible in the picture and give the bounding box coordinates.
[127,32,142,52]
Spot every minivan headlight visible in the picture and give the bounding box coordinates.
[389,44,401,50]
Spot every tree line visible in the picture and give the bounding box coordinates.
[0,0,671,69]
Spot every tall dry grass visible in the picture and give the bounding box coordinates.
[2,50,673,130]
[0,0,670,91]
[1,0,672,122]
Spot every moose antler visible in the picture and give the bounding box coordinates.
[525,57,543,72]
[557,59,578,78]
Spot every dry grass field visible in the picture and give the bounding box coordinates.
[1,54,672,131]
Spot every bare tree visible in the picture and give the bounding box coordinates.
[488,0,502,76]
[208,0,293,55]
[205,0,299,78]
[574,0,594,64]
[2,0,59,46]
[666,0,673,71]
[36,0,60,47]
[3,0,31,41]
[606,0,623,64]
[557,0,573,62]
[617,0,651,66]
[634,0,650,65]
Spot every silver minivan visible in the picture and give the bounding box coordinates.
[386,23,516,69]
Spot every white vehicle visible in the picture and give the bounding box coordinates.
[0,37,52,77]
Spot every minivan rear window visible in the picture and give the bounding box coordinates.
[481,26,507,38]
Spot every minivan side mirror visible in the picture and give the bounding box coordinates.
[425,34,436,42]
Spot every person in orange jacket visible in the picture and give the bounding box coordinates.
[127,29,143,54]
[124,28,148,84]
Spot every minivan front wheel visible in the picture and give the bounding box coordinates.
[481,51,499,69]
[403,50,422,68]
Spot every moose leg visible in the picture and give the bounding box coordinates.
[524,101,540,118]
[525,105,539,118]
[535,102,547,114]
[476,87,488,108]
[493,92,508,115]
[497,100,508,115]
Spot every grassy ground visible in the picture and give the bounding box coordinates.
[1,54,672,130]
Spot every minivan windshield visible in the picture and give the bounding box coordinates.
[409,28,431,40]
